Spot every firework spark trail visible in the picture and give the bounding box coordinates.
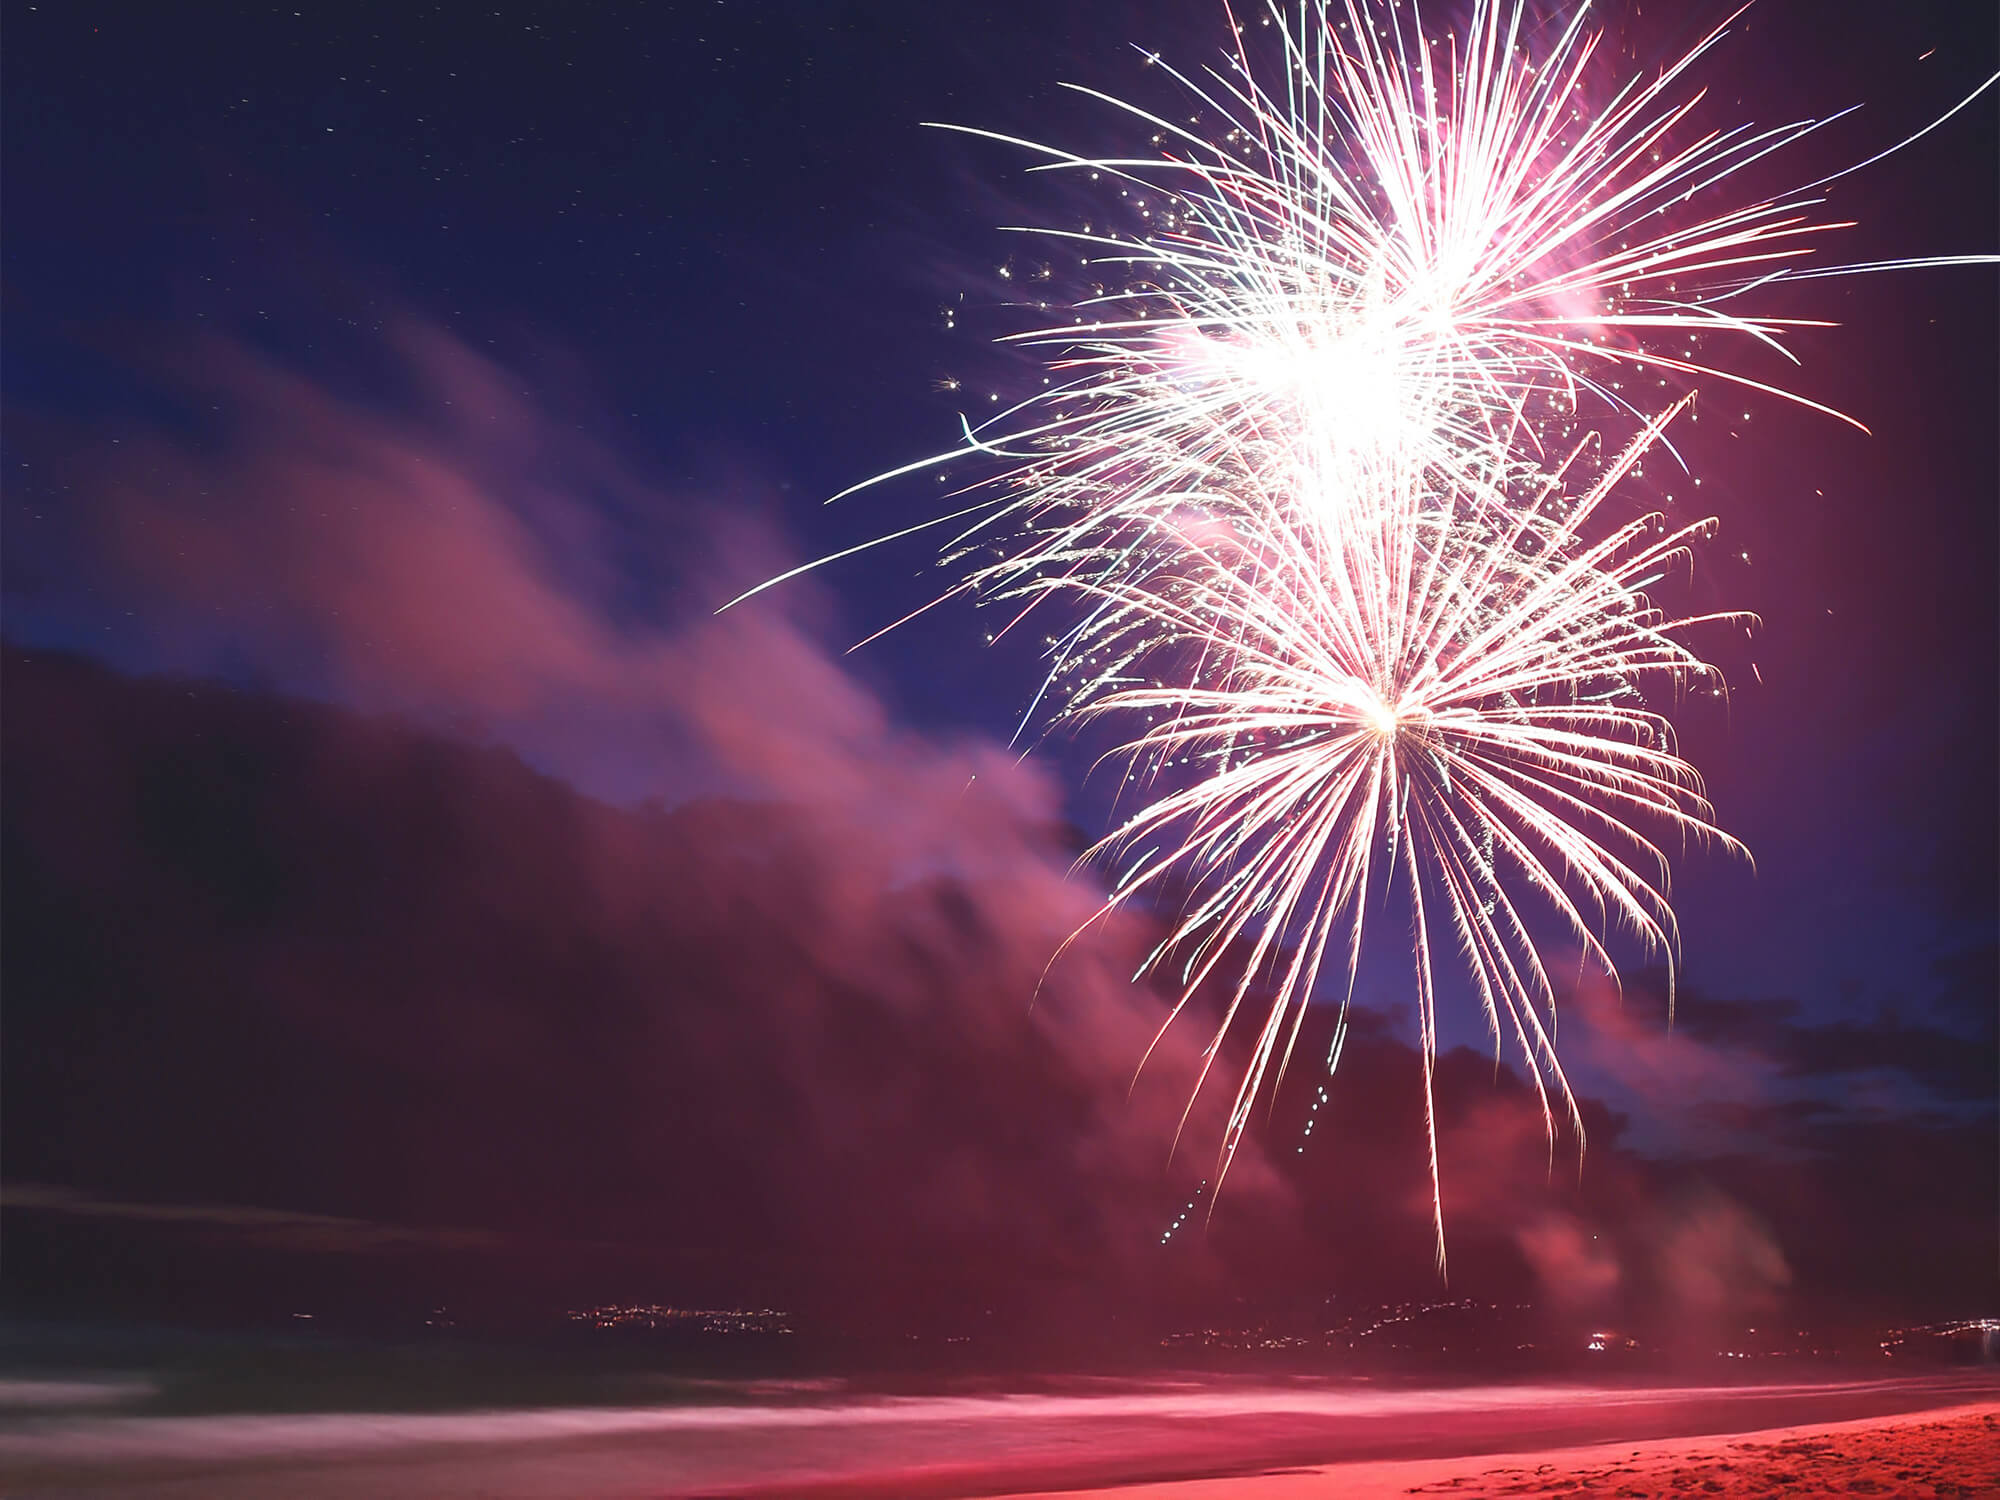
[729,0,1994,1268]
[1028,397,1750,1262]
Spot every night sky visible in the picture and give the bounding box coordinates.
[3,0,1994,1339]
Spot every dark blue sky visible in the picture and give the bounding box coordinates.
[4,0,1994,1174]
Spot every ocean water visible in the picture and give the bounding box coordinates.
[1,1343,1993,1500]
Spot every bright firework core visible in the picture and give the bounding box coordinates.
[1360,704,1424,752]
[1360,694,1406,741]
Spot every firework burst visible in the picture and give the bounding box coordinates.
[734,0,1994,1267]
[1049,399,1744,1267]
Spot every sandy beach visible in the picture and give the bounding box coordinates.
[1005,1401,2000,1499]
